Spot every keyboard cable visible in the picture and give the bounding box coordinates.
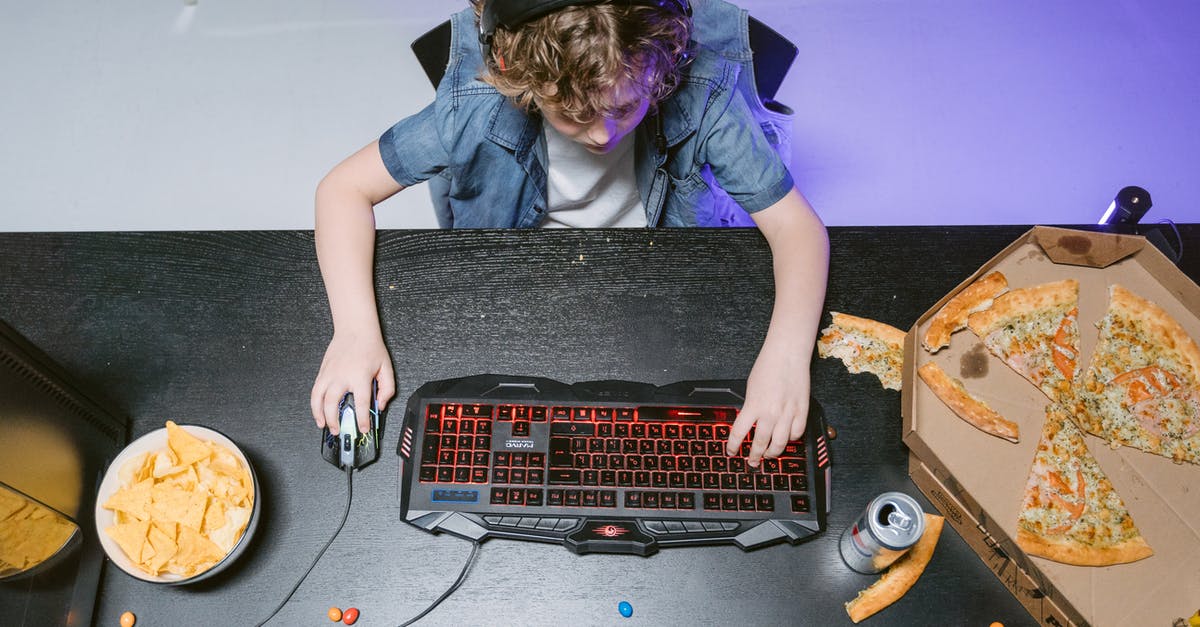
[397,538,481,626]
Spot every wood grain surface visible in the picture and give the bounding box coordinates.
[0,225,1194,626]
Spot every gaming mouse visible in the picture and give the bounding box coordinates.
[320,390,382,470]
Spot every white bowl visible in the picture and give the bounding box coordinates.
[94,424,260,584]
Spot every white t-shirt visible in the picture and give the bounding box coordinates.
[540,120,646,228]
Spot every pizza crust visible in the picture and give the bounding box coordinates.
[917,361,1018,442]
[845,513,945,623]
[923,271,1008,353]
[1015,527,1153,567]
[825,311,907,346]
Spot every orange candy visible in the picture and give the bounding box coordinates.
[328,607,342,622]
[119,612,136,627]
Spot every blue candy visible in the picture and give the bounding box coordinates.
[618,601,633,618]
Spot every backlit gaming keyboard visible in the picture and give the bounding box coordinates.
[396,375,830,555]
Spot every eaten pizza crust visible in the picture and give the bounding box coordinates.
[967,279,1080,402]
[845,513,945,623]
[818,312,906,391]
[923,271,1008,353]
[1072,284,1200,464]
[1015,404,1153,567]
[1014,527,1153,568]
[917,361,1018,442]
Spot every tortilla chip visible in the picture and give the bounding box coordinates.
[136,452,158,482]
[181,490,208,531]
[103,477,155,522]
[0,488,26,520]
[106,521,151,567]
[146,524,178,574]
[149,485,192,524]
[203,498,226,534]
[152,450,185,479]
[208,504,250,553]
[166,421,213,467]
[169,525,224,576]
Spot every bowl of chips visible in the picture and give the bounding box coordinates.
[0,482,81,580]
[94,421,259,584]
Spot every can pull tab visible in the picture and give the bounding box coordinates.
[886,508,914,531]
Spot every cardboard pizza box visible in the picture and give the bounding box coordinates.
[901,226,1200,627]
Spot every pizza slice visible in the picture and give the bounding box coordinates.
[1072,284,1200,464]
[917,361,1019,442]
[966,279,1080,402]
[1015,404,1153,566]
[818,312,906,391]
[922,271,1008,353]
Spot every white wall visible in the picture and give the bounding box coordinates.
[2,0,1197,231]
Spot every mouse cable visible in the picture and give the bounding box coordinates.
[256,464,354,627]
[397,538,482,627]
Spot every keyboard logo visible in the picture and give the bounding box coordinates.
[592,523,631,538]
[504,439,535,449]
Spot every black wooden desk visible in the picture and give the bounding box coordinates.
[1,225,1195,626]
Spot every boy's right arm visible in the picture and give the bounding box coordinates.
[310,140,404,435]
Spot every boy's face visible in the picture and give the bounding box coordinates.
[537,87,651,156]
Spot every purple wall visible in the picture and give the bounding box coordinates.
[750,0,1200,226]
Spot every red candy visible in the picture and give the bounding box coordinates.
[342,607,360,625]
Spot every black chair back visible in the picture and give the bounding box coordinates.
[410,15,796,102]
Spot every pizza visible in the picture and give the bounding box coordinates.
[818,312,906,391]
[922,271,1008,353]
[1015,404,1153,566]
[844,513,945,623]
[917,361,1019,442]
[1071,284,1200,464]
[966,279,1080,402]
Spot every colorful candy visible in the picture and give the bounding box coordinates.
[342,607,360,625]
[328,607,342,622]
[119,611,136,627]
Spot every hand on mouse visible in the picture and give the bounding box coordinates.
[310,329,395,435]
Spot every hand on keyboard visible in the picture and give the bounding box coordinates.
[310,330,395,435]
[726,340,811,467]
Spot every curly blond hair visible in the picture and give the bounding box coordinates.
[472,1,692,123]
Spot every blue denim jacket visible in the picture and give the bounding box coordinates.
[378,0,794,228]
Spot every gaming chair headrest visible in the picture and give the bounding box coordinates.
[479,0,692,59]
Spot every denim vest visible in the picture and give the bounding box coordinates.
[378,0,794,228]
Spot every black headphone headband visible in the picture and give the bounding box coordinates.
[479,0,692,58]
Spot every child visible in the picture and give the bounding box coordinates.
[309,0,828,467]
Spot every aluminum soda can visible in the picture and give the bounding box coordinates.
[839,491,926,574]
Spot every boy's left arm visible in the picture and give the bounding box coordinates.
[726,188,829,467]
